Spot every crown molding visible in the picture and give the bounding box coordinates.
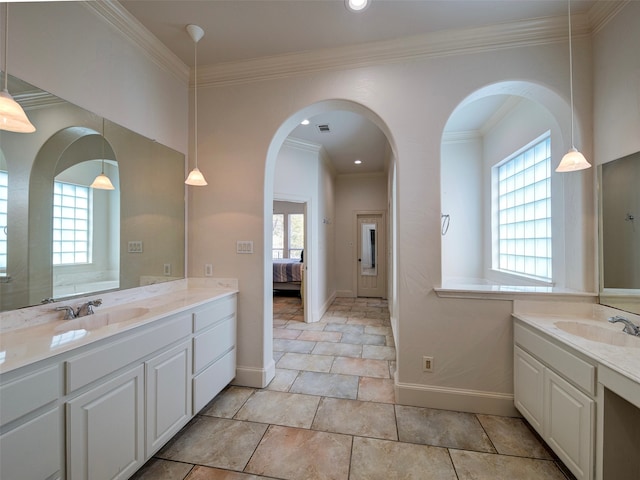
[588,0,630,34]
[198,15,589,88]
[441,131,482,145]
[16,90,67,110]
[284,137,323,153]
[84,1,189,85]
[89,0,625,88]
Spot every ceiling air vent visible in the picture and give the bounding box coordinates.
[316,124,331,133]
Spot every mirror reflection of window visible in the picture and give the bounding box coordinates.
[0,169,7,276]
[361,223,377,276]
[53,160,120,298]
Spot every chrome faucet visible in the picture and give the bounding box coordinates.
[608,315,640,336]
[76,299,103,317]
[55,305,77,320]
[55,299,103,320]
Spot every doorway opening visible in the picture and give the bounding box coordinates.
[272,199,308,323]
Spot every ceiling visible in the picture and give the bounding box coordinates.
[117,1,599,175]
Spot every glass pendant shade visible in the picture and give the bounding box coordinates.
[185,167,208,186]
[0,90,36,132]
[556,147,591,172]
[1,4,36,133]
[91,171,115,190]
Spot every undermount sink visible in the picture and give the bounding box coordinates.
[555,321,640,348]
[55,307,150,332]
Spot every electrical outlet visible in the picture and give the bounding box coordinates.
[163,264,171,276]
[422,356,434,372]
[204,264,213,277]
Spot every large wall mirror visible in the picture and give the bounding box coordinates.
[0,74,185,312]
[599,152,640,315]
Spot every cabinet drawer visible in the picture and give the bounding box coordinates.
[514,322,595,395]
[193,295,236,332]
[0,364,60,425]
[193,349,236,413]
[193,316,236,373]
[65,313,191,393]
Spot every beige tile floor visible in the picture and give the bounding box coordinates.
[131,294,576,480]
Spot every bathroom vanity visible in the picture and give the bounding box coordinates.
[0,280,238,480]
[513,302,640,480]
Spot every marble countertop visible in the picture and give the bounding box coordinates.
[0,279,238,375]
[512,306,640,387]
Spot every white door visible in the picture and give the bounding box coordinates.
[357,213,385,298]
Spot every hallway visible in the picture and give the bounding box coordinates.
[132,296,574,480]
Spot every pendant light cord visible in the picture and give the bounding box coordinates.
[193,35,198,170]
[3,3,9,92]
[568,0,575,149]
[101,118,106,174]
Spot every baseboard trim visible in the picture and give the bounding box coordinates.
[335,290,355,298]
[395,381,520,417]
[233,360,276,389]
[313,291,337,322]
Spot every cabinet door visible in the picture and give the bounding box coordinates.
[67,365,144,480]
[544,368,594,480]
[514,346,544,433]
[0,407,61,480]
[146,340,192,456]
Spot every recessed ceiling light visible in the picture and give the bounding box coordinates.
[345,0,370,13]
[301,119,310,125]
[354,159,362,165]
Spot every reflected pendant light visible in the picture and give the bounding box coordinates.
[185,24,208,186]
[0,3,36,133]
[91,118,115,190]
[556,0,591,173]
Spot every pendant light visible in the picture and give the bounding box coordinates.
[91,118,115,190]
[556,0,591,173]
[0,3,36,133]
[185,24,208,186]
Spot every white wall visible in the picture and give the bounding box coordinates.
[334,173,388,297]
[593,1,640,165]
[7,3,188,154]
[441,136,483,281]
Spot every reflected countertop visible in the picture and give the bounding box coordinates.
[0,278,238,375]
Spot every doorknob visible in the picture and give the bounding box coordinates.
[358,258,361,262]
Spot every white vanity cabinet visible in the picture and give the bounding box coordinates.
[514,320,596,480]
[0,290,237,480]
[0,365,63,480]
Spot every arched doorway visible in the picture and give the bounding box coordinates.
[263,99,397,385]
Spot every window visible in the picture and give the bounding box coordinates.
[495,134,551,280]
[288,213,304,260]
[0,171,7,273]
[272,212,304,260]
[53,181,91,265]
[272,214,284,259]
